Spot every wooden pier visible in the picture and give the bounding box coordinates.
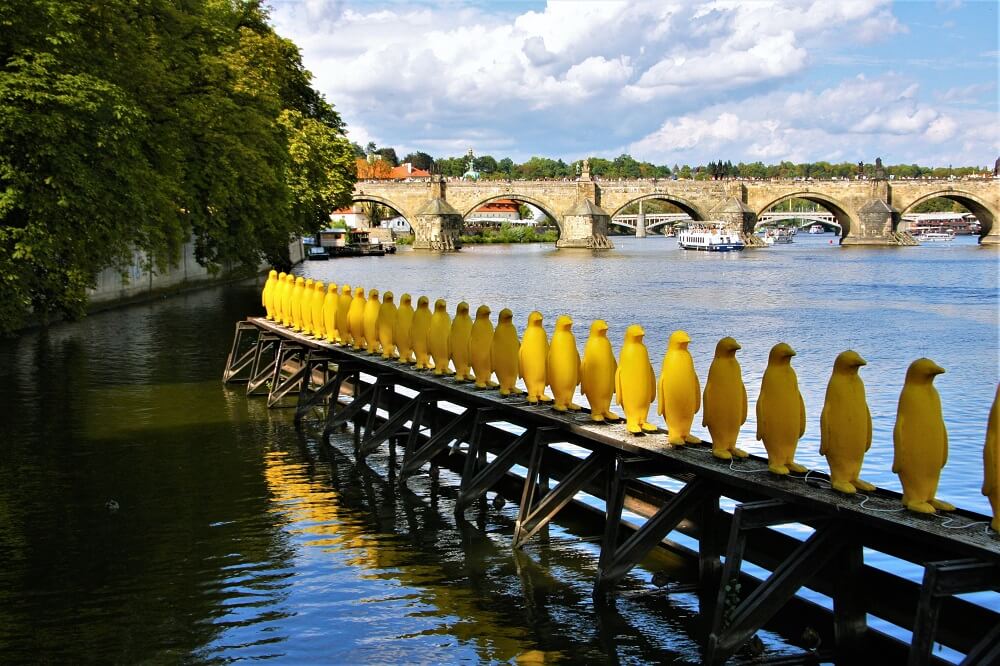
[224,317,999,665]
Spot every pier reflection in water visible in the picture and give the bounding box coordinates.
[0,235,995,662]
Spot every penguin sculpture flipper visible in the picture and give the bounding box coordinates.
[694,373,701,413]
[798,391,806,438]
[865,402,873,452]
[580,356,589,396]
[892,415,903,474]
[755,394,766,441]
[740,381,748,424]
[614,368,623,407]
[702,381,712,428]
[819,403,830,456]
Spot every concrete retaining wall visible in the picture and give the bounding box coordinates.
[88,237,304,309]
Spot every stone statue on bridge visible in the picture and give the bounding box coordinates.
[875,157,886,180]
[993,157,999,177]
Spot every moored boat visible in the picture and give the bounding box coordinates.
[678,225,744,252]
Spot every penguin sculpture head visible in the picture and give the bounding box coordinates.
[589,320,609,337]
[417,295,430,309]
[383,291,394,303]
[714,336,741,357]
[625,324,645,342]
[905,357,945,383]
[328,283,338,293]
[833,350,866,374]
[315,280,324,291]
[368,288,379,300]
[400,293,412,307]
[668,330,692,350]
[434,298,447,312]
[475,305,490,319]
[555,315,573,331]
[278,271,286,280]
[341,284,351,295]
[296,276,305,285]
[269,269,277,279]
[527,311,544,328]
[498,308,514,323]
[768,342,796,364]
[456,301,469,316]
[353,286,364,297]
[305,278,314,288]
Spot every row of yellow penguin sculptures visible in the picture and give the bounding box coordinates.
[258,272,998,527]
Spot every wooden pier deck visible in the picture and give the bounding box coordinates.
[225,316,1000,665]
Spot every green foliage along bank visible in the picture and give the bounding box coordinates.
[459,224,559,244]
[0,0,357,333]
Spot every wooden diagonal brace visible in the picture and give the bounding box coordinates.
[400,408,475,480]
[247,333,281,395]
[455,414,532,512]
[222,321,260,383]
[513,434,606,549]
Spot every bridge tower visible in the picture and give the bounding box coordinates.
[412,176,463,251]
[711,197,766,247]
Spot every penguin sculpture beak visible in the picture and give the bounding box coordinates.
[930,363,946,375]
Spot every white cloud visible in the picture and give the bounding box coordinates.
[270,0,994,164]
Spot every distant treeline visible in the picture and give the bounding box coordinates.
[353,143,990,182]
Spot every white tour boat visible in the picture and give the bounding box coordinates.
[913,227,956,242]
[678,226,745,252]
[808,224,825,234]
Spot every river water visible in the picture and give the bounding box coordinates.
[0,234,996,662]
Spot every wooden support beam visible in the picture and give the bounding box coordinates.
[266,342,308,408]
[357,390,425,458]
[595,474,713,593]
[833,537,866,665]
[293,352,339,423]
[909,559,1000,666]
[246,333,281,396]
[400,407,475,480]
[455,411,531,512]
[222,321,260,383]
[706,521,846,665]
[513,432,606,549]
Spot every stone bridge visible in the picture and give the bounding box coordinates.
[352,175,1000,250]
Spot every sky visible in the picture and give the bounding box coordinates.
[270,0,999,167]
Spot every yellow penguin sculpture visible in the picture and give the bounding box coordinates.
[273,272,287,324]
[449,302,475,381]
[378,291,398,359]
[470,305,497,388]
[547,315,582,411]
[983,385,999,532]
[395,294,415,363]
[492,308,522,395]
[263,270,277,319]
[820,350,875,494]
[702,337,749,460]
[336,284,352,346]
[893,358,954,514]
[581,320,619,422]
[362,288,381,354]
[756,343,807,475]
[411,296,434,370]
[347,286,366,350]
[291,276,306,331]
[520,311,552,404]
[615,325,658,434]
[281,274,294,327]
[658,330,702,446]
[310,280,326,338]
[323,283,338,343]
[429,299,453,375]
[302,279,315,335]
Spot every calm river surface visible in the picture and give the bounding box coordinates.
[0,234,996,663]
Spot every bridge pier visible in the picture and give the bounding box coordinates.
[557,199,614,249]
[980,223,1000,245]
[711,197,766,248]
[412,198,463,251]
[841,199,916,246]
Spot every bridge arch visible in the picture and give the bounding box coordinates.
[350,194,413,231]
[897,190,995,238]
[755,213,842,232]
[607,194,708,222]
[756,192,856,239]
[461,194,563,234]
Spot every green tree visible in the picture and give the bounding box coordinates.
[402,151,434,171]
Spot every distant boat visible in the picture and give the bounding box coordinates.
[808,224,824,234]
[758,228,794,245]
[678,225,744,252]
[913,227,955,242]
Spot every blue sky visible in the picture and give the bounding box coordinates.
[271,0,998,166]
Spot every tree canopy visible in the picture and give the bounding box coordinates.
[0,0,356,332]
